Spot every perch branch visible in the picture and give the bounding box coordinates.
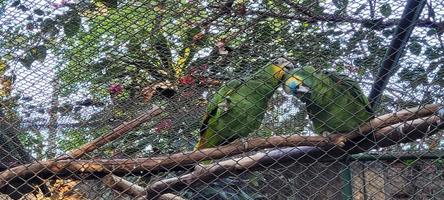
[0,135,331,184]
[349,104,442,140]
[65,105,163,159]
[101,175,187,200]
[101,174,146,198]
[157,193,188,200]
[0,105,440,191]
[144,115,443,197]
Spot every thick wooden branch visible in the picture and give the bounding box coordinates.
[101,175,187,200]
[0,105,441,193]
[64,106,162,159]
[349,104,442,140]
[144,115,443,198]
[101,174,146,198]
[157,193,188,200]
[0,135,331,184]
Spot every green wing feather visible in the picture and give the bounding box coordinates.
[324,71,373,115]
[195,79,243,150]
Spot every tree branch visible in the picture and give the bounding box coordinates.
[0,135,331,184]
[0,104,440,191]
[101,174,146,198]
[280,0,318,17]
[64,105,163,159]
[248,10,443,30]
[101,174,187,200]
[144,115,443,198]
[349,103,442,140]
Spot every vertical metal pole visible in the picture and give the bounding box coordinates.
[342,156,353,200]
[368,0,427,109]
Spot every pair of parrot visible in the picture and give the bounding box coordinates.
[195,58,373,150]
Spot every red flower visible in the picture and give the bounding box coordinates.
[179,75,195,85]
[109,83,123,95]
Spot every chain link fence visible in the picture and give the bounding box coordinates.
[0,0,443,199]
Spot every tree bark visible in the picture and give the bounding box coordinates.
[144,115,443,198]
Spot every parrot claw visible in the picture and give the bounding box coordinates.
[321,131,330,137]
[218,102,228,112]
[325,133,347,147]
[239,138,248,149]
[230,138,248,149]
[218,98,231,113]
[334,136,347,147]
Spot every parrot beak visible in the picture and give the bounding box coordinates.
[296,85,311,94]
[284,75,310,96]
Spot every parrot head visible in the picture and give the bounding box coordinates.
[283,71,311,96]
[269,57,295,80]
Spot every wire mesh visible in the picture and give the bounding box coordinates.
[0,0,443,199]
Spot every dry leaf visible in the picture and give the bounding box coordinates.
[141,81,177,102]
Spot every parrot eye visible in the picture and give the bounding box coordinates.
[273,59,282,66]
[273,57,294,71]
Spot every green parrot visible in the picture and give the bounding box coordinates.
[283,66,374,141]
[195,58,294,150]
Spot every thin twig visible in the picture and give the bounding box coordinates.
[248,10,443,29]
[65,105,163,159]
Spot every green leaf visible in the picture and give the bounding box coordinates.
[382,28,395,37]
[19,45,46,69]
[424,47,440,60]
[41,18,59,36]
[101,0,118,8]
[427,28,437,36]
[19,54,34,69]
[152,34,172,69]
[434,66,444,86]
[11,0,20,7]
[408,42,422,56]
[362,19,384,30]
[398,67,427,87]
[63,10,81,37]
[353,4,366,15]
[33,9,44,16]
[426,61,440,73]
[30,45,47,61]
[380,3,392,17]
[333,0,348,10]
[18,4,29,11]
